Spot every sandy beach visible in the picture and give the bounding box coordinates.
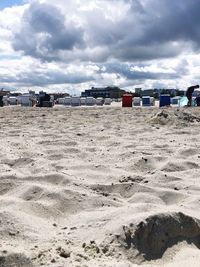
[1,105,200,267]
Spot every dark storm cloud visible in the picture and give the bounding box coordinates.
[0,69,94,86]
[100,62,180,80]
[127,0,200,46]
[84,0,200,61]
[13,2,84,61]
[12,0,200,62]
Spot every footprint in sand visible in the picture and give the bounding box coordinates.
[161,160,199,173]
[178,148,199,158]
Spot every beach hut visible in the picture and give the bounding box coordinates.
[2,96,8,106]
[122,94,132,107]
[179,96,195,107]
[133,97,141,106]
[57,98,65,105]
[8,96,18,105]
[19,94,35,107]
[142,96,151,106]
[80,97,86,105]
[37,92,52,107]
[19,95,29,106]
[71,96,81,106]
[50,96,55,107]
[86,97,96,106]
[41,93,54,108]
[104,98,112,105]
[96,97,104,106]
[150,97,155,106]
[171,96,180,105]
[64,97,71,106]
[160,95,171,107]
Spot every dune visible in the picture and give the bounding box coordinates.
[0,105,200,266]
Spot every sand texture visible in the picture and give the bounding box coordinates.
[1,105,200,266]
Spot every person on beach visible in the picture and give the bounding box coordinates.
[186,85,199,106]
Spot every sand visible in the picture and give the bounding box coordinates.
[0,104,200,266]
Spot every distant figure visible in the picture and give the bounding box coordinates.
[0,96,3,107]
[186,85,199,106]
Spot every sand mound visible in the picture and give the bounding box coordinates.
[118,212,200,260]
[149,109,200,126]
[90,182,153,198]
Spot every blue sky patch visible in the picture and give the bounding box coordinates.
[0,0,24,9]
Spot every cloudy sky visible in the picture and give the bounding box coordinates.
[1,0,200,94]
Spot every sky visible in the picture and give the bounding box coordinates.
[1,0,200,94]
[0,0,24,9]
